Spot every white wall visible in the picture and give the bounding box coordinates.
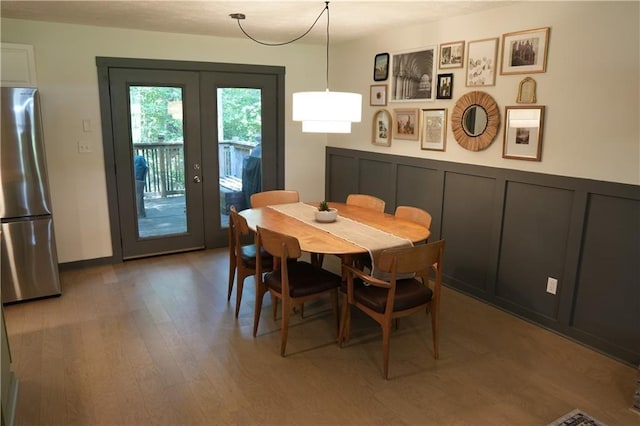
[1,19,328,262]
[1,1,638,264]
[330,1,640,185]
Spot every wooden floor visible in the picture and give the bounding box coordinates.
[4,248,638,425]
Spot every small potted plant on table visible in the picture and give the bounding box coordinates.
[314,201,338,223]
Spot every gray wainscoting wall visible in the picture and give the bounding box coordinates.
[326,147,639,366]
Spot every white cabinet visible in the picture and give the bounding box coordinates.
[1,42,37,87]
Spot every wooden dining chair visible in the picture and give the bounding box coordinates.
[227,206,273,318]
[339,239,446,379]
[357,205,433,274]
[346,193,386,212]
[250,190,299,208]
[254,225,341,356]
[394,205,432,233]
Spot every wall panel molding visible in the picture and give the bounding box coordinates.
[326,147,640,366]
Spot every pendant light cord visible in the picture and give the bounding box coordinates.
[232,2,329,47]
[231,2,331,90]
[324,1,330,91]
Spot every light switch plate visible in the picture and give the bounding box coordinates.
[546,277,558,295]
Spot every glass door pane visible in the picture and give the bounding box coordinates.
[216,87,262,227]
[129,86,187,238]
[109,67,203,259]
[198,70,280,248]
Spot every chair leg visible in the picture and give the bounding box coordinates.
[234,272,248,318]
[253,281,266,337]
[272,296,278,321]
[338,293,350,345]
[429,307,439,359]
[280,298,291,356]
[310,252,323,267]
[227,255,236,302]
[331,289,339,336]
[382,321,392,380]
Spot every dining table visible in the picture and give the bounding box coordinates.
[239,201,431,267]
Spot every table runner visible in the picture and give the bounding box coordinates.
[268,202,412,277]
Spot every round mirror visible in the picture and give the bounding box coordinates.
[462,105,488,136]
[451,91,500,151]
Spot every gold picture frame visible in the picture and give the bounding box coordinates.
[500,27,550,75]
[466,38,499,87]
[516,77,537,103]
[372,109,392,146]
[393,108,420,140]
[438,40,465,69]
[502,106,545,161]
[421,108,447,151]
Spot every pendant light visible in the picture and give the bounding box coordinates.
[230,2,361,134]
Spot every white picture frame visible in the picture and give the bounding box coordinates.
[391,46,436,101]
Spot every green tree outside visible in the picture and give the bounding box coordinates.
[133,86,261,143]
[219,88,262,141]
[132,86,183,143]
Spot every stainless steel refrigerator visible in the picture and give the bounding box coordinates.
[1,87,61,303]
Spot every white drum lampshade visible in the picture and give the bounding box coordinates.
[292,90,362,133]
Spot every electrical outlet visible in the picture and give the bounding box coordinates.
[546,277,558,295]
[78,141,91,153]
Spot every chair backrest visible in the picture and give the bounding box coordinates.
[346,194,385,212]
[394,205,432,230]
[255,225,302,260]
[250,190,299,208]
[229,205,250,256]
[377,240,445,284]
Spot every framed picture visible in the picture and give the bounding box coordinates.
[393,108,420,140]
[516,77,537,103]
[502,106,545,161]
[438,40,464,69]
[370,84,387,106]
[466,38,498,87]
[500,27,550,75]
[421,108,447,151]
[373,53,389,81]
[372,109,392,146]
[391,46,436,101]
[436,73,453,100]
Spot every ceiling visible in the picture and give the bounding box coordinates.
[1,1,513,44]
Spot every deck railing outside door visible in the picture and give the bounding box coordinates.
[133,139,257,200]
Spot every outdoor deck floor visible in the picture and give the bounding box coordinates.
[138,195,230,237]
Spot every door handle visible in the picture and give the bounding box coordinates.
[193,175,201,183]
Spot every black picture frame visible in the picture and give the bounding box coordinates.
[373,53,389,81]
[436,73,453,100]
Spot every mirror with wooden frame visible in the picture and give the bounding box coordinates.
[451,91,500,151]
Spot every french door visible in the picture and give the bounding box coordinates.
[99,58,284,260]
[200,71,280,247]
[110,69,203,259]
